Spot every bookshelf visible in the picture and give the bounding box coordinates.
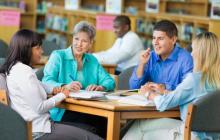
[0,6,21,44]
[36,0,64,35]
[45,6,139,52]
[136,12,220,49]
[0,0,212,35]
[81,0,105,11]
[45,7,97,50]
[160,0,210,16]
[0,0,37,30]
[45,6,220,52]
[122,0,210,16]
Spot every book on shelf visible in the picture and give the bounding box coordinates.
[37,1,47,14]
[136,18,155,34]
[46,14,68,32]
[46,14,54,29]
[125,6,137,15]
[106,0,122,14]
[65,0,80,10]
[51,15,68,32]
[145,0,159,13]
[195,27,208,36]
[140,37,153,50]
[211,1,220,19]
[180,24,193,42]
[46,33,67,49]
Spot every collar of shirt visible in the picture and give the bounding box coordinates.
[155,44,180,62]
[63,46,89,64]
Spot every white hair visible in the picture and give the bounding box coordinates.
[73,21,96,40]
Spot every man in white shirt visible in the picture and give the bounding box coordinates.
[93,15,144,73]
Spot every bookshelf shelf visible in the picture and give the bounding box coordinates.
[45,6,220,51]
[37,12,46,15]
[136,13,220,49]
[161,0,209,16]
[165,0,207,4]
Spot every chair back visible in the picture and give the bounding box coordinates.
[0,39,8,58]
[110,74,118,90]
[184,90,220,140]
[0,58,5,66]
[0,103,32,140]
[36,66,45,81]
[42,40,61,56]
[118,66,135,90]
[0,73,10,104]
[0,73,32,140]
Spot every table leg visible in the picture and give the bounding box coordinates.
[106,112,120,140]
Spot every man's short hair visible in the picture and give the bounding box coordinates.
[153,20,178,38]
[114,15,131,30]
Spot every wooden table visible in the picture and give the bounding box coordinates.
[58,97,180,140]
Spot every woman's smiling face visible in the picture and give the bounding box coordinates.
[72,31,92,55]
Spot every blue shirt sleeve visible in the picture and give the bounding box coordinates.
[129,64,150,89]
[180,54,193,82]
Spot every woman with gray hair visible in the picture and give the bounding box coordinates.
[42,21,115,138]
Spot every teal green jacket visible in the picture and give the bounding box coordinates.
[42,47,115,121]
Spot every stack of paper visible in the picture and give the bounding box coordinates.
[69,90,106,99]
[118,94,154,106]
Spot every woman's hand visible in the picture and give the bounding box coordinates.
[52,87,62,95]
[147,82,166,94]
[147,92,160,100]
[64,81,82,92]
[139,84,153,94]
[61,88,70,97]
[86,85,104,91]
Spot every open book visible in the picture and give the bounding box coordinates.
[118,94,154,106]
[107,89,139,96]
[69,90,106,99]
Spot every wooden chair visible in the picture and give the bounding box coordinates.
[118,66,135,90]
[110,74,118,90]
[0,73,10,104]
[35,66,45,81]
[0,89,8,105]
[0,73,32,140]
[0,101,32,140]
[0,57,5,66]
[184,90,220,140]
[0,39,8,58]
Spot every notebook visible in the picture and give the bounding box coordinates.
[69,90,106,99]
[117,94,154,106]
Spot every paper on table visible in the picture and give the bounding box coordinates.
[107,89,139,96]
[117,94,154,106]
[69,90,106,99]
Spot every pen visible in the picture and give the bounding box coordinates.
[69,75,74,81]
[69,75,83,90]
